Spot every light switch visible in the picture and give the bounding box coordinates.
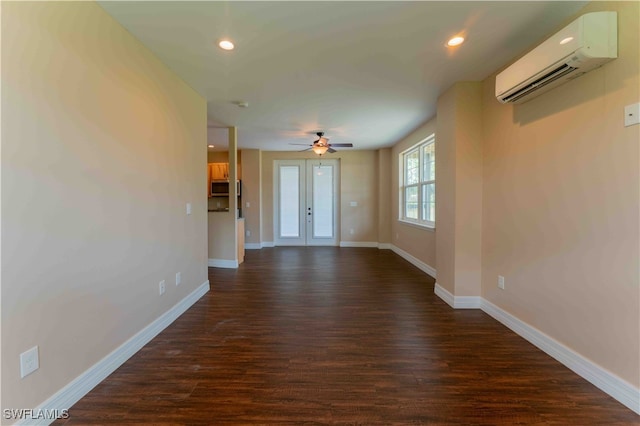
[246,202,250,208]
[186,203,192,215]
[350,201,358,207]
[624,103,640,127]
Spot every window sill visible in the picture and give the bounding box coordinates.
[398,218,435,232]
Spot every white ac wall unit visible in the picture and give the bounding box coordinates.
[496,11,617,104]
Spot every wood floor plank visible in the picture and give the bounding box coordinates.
[55,247,639,424]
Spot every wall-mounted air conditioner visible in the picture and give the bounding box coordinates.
[496,11,617,104]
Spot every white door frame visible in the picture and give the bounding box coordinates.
[274,159,339,246]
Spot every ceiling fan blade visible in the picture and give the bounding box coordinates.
[327,147,337,153]
[289,143,312,146]
[329,143,353,148]
[299,147,312,152]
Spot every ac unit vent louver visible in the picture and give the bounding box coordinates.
[502,64,577,103]
[496,11,617,104]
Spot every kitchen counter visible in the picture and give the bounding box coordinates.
[208,208,242,218]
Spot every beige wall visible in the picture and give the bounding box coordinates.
[340,151,378,243]
[481,1,639,386]
[207,151,229,163]
[391,119,437,270]
[240,150,262,246]
[1,1,207,411]
[261,150,378,244]
[454,83,483,297]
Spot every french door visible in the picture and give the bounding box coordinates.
[274,159,339,246]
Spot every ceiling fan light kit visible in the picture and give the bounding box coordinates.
[312,144,329,155]
[289,131,353,155]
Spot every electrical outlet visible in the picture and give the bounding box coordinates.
[175,272,181,286]
[20,346,39,378]
[159,280,166,295]
[246,201,250,208]
[246,230,251,237]
[349,228,354,235]
[498,275,505,290]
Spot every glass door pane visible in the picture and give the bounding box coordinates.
[279,166,300,237]
[312,164,334,238]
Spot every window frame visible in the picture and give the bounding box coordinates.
[399,134,435,229]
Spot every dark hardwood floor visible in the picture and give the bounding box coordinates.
[56,247,639,424]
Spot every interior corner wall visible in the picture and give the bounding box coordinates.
[434,82,483,296]
[480,0,639,387]
[1,2,207,411]
[435,87,458,294]
[377,148,392,244]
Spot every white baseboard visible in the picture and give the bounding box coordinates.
[434,282,455,307]
[454,295,482,309]
[18,281,211,426]
[433,283,481,309]
[244,243,262,250]
[378,243,392,250]
[339,241,379,248]
[261,241,275,248]
[480,299,640,415]
[390,244,437,279]
[208,258,239,268]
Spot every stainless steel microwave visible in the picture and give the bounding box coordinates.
[211,180,240,197]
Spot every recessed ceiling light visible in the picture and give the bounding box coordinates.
[218,39,234,51]
[447,36,465,47]
[208,144,215,148]
[560,37,574,45]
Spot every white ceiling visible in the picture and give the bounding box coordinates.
[98,1,587,152]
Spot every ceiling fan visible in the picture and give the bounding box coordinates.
[290,132,353,155]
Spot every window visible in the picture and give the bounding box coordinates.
[400,135,435,227]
